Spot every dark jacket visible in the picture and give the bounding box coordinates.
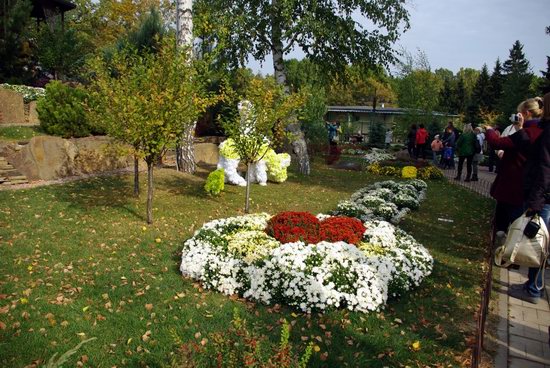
[407,128,417,146]
[513,119,550,212]
[455,132,476,157]
[486,119,543,205]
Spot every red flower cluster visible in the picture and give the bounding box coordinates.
[319,216,366,245]
[266,212,321,244]
[266,212,366,245]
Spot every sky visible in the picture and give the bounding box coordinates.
[248,0,549,76]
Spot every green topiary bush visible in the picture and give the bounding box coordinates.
[37,81,98,138]
[204,168,225,196]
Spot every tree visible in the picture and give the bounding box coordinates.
[467,64,491,126]
[488,58,504,111]
[498,40,533,126]
[539,26,550,94]
[175,0,197,173]
[0,0,33,83]
[35,24,90,81]
[219,77,304,213]
[194,0,410,175]
[87,38,214,223]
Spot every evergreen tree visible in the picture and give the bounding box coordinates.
[540,56,550,94]
[438,77,455,113]
[0,0,33,83]
[467,64,491,125]
[498,40,533,125]
[488,58,504,111]
[453,76,467,115]
[540,26,550,94]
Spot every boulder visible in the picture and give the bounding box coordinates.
[194,142,219,165]
[9,136,134,181]
[0,88,25,125]
[27,101,40,125]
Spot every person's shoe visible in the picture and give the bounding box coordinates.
[465,178,471,182]
[471,177,479,181]
[508,288,541,304]
[454,176,460,181]
[509,283,527,291]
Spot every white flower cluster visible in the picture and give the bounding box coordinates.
[342,148,367,156]
[180,214,433,313]
[0,84,45,103]
[334,179,427,224]
[363,148,394,165]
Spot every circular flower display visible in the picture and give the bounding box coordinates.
[180,213,433,313]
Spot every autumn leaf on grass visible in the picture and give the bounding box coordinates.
[145,304,153,312]
[411,340,421,351]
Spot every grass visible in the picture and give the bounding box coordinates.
[0,126,45,141]
[0,162,494,367]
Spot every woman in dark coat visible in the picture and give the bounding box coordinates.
[484,97,544,234]
[454,124,476,181]
[507,94,550,304]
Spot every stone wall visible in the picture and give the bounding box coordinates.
[0,89,26,125]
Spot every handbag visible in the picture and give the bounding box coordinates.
[494,213,549,269]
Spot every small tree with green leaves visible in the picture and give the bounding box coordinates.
[87,37,214,223]
[219,77,304,213]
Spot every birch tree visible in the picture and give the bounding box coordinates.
[175,0,196,173]
[194,0,410,174]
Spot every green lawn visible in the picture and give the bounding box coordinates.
[0,162,494,367]
[0,126,45,141]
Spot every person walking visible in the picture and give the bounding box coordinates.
[454,124,476,181]
[471,127,485,181]
[431,134,444,166]
[442,126,456,168]
[415,124,429,160]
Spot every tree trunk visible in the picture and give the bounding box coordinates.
[245,164,251,214]
[175,0,196,173]
[146,160,154,224]
[271,3,310,175]
[177,124,196,173]
[133,155,139,196]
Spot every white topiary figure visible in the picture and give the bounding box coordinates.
[217,139,246,186]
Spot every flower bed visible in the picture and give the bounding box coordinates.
[0,84,45,103]
[180,212,433,313]
[363,148,394,165]
[333,179,427,223]
[367,161,444,180]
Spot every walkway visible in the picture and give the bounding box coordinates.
[443,165,550,367]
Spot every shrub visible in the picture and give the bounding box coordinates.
[418,166,444,180]
[319,216,366,244]
[401,166,417,179]
[266,211,320,244]
[37,81,97,138]
[204,168,225,196]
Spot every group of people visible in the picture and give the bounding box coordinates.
[485,94,550,304]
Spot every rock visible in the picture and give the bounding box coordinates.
[27,101,40,125]
[0,88,25,125]
[194,143,219,166]
[332,160,363,171]
[9,136,134,181]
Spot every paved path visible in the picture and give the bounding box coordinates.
[443,165,550,367]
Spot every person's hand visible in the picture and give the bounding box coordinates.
[517,113,524,128]
[497,150,504,159]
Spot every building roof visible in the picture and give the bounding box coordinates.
[327,105,459,117]
[30,0,76,20]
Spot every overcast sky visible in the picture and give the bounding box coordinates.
[248,0,549,76]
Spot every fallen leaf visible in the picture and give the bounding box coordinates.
[145,304,153,312]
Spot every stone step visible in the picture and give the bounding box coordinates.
[0,165,14,170]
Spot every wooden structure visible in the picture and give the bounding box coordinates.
[30,0,76,28]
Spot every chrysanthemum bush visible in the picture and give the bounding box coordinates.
[333,179,427,224]
[180,211,433,313]
[362,148,394,165]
